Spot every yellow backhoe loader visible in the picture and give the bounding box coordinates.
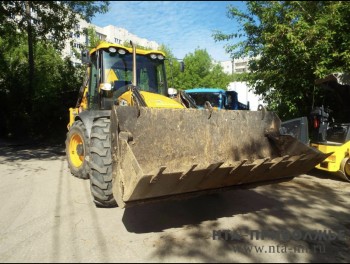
[65,41,330,208]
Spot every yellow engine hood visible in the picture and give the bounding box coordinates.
[118,91,184,109]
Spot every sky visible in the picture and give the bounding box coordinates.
[91,1,247,62]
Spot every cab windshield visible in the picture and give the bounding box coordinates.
[102,50,167,96]
[187,92,223,108]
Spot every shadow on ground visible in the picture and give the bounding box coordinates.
[123,174,350,262]
[308,168,349,183]
[122,190,278,234]
[0,143,65,162]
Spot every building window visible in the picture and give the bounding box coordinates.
[235,62,247,67]
[97,33,106,40]
[73,42,82,49]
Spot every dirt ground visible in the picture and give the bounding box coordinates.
[0,142,349,263]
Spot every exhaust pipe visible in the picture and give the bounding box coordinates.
[128,41,147,107]
[130,41,137,86]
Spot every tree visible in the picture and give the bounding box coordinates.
[213,1,350,120]
[158,44,184,90]
[0,34,83,139]
[203,63,232,88]
[31,43,83,139]
[178,48,231,90]
[159,45,231,91]
[0,1,109,112]
[0,35,30,137]
[0,1,109,49]
[84,25,100,50]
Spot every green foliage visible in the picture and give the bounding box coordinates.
[202,63,232,89]
[161,47,231,90]
[0,1,110,50]
[158,44,183,89]
[0,35,30,137]
[122,41,153,50]
[0,1,108,140]
[84,26,101,50]
[213,1,350,120]
[31,43,84,139]
[0,35,84,140]
[231,72,250,82]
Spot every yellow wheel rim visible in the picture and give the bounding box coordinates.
[69,133,84,168]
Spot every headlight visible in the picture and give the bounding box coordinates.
[108,47,117,53]
[118,49,126,55]
[150,53,165,60]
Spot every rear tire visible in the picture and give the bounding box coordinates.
[89,118,117,207]
[65,120,90,179]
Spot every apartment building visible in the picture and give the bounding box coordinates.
[216,57,266,110]
[219,57,250,75]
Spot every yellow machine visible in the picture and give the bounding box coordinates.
[309,73,350,181]
[65,41,330,208]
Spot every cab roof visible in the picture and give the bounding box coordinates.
[89,41,166,57]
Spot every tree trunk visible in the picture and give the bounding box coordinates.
[25,1,34,114]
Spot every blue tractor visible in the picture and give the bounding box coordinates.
[184,88,250,110]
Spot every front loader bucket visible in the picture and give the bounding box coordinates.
[110,106,330,208]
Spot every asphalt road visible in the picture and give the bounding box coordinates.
[0,143,349,263]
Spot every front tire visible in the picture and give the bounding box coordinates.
[65,120,90,179]
[89,118,117,207]
[340,157,350,181]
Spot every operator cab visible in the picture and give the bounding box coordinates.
[85,43,168,110]
[310,73,350,145]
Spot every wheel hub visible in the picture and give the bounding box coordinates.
[76,144,84,156]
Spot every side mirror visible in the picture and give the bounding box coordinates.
[99,83,112,91]
[168,87,178,97]
[81,50,90,64]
